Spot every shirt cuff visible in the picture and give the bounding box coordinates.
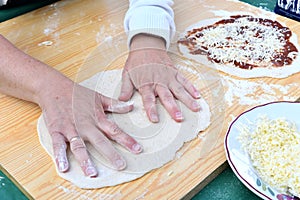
[124,6,175,49]
[0,0,8,6]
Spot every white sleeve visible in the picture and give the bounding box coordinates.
[124,0,176,49]
[0,0,8,6]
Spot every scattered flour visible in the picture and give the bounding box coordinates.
[95,192,123,200]
[41,3,62,47]
[222,75,298,106]
[176,61,297,108]
[167,171,174,176]
[57,184,123,199]
[96,34,113,44]
[38,41,53,46]
[95,21,122,44]
[209,10,234,17]
[43,28,53,35]
[96,27,113,44]
[208,2,276,20]
[134,189,149,200]
[58,185,70,193]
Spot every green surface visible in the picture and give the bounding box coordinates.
[0,0,277,200]
[192,167,261,200]
[0,170,28,200]
[241,0,276,11]
[0,0,58,22]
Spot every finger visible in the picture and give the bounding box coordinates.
[139,85,159,123]
[176,73,201,99]
[51,131,69,173]
[170,82,201,112]
[68,135,98,177]
[156,85,183,122]
[86,128,127,170]
[99,119,143,154]
[100,94,134,113]
[119,70,134,101]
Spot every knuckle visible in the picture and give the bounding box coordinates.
[139,84,153,93]
[108,123,123,136]
[176,73,187,82]
[53,145,67,160]
[188,99,196,107]
[52,142,67,151]
[93,136,109,147]
[160,93,174,102]
[70,140,86,153]
[173,85,185,94]
[181,76,189,85]
[142,94,156,104]
[96,110,107,122]
[50,131,62,139]
[50,132,67,151]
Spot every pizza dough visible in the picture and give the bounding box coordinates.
[178,15,300,78]
[37,69,211,189]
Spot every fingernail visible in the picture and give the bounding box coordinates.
[86,166,98,177]
[192,101,201,110]
[58,161,68,172]
[115,159,126,170]
[108,100,134,111]
[150,113,159,123]
[132,143,143,153]
[118,100,134,108]
[175,112,183,120]
[126,100,134,106]
[194,91,201,98]
[81,159,98,177]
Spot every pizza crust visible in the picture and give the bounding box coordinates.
[178,17,300,79]
[37,69,211,189]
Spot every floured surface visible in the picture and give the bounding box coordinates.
[37,69,211,189]
[177,14,300,79]
[1,0,300,199]
[221,75,299,106]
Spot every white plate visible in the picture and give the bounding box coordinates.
[224,101,300,200]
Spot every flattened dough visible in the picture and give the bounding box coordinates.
[178,16,300,79]
[37,69,211,189]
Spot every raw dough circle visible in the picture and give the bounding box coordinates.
[37,69,211,189]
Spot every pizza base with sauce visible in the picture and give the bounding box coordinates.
[177,15,300,79]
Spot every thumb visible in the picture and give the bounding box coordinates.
[101,94,134,113]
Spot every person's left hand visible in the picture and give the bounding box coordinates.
[119,34,201,123]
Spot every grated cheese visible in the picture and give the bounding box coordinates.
[185,16,297,68]
[238,116,300,197]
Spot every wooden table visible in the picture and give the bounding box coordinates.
[1,0,300,199]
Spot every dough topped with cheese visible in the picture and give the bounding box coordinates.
[178,15,300,78]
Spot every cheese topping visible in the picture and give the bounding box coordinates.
[239,116,300,197]
[178,15,298,69]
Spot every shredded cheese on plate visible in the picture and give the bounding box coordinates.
[239,116,300,197]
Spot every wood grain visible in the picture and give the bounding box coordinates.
[0,0,300,199]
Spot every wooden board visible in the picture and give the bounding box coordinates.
[0,0,300,199]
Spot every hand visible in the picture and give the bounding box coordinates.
[38,78,143,177]
[0,35,142,177]
[119,34,201,122]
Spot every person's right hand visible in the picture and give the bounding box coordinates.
[120,34,201,123]
[37,77,143,177]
